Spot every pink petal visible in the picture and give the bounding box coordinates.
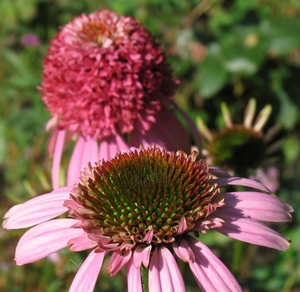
[173,239,195,263]
[80,137,99,169]
[106,250,132,276]
[215,216,290,250]
[99,136,118,160]
[3,188,71,229]
[213,177,271,193]
[143,229,154,243]
[209,167,230,177]
[68,233,97,251]
[252,167,279,193]
[69,250,106,292]
[221,191,293,222]
[177,217,188,235]
[51,129,66,189]
[99,134,126,161]
[133,245,151,268]
[130,110,191,153]
[15,219,83,265]
[46,121,59,156]
[115,132,129,152]
[126,257,143,292]
[64,199,81,211]
[149,246,186,292]
[185,236,242,292]
[98,138,111,161]
[67,136,85,186]
[67,136,99,186]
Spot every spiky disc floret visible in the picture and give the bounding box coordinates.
[67,147,222,249]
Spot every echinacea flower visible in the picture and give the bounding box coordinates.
[39,9,200,189]
[3,147,292,292]
[197,99,281,184]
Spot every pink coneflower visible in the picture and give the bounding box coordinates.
[3,147,292,292]
[39,9,200,189]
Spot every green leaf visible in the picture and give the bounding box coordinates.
[283,136,300,163]
[198,54,228,98]
[219,27,267,76]
[261,18,300,56]
[0,0,17,28]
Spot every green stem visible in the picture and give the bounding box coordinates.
[141,266,149,292]
[282,257,299,292]
[232,240,244,276]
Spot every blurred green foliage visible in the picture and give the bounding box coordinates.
[1,0,300,291]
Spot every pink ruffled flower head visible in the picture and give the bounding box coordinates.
[3,147,292,292]
[39,9,201,189]
[41,9,176,139]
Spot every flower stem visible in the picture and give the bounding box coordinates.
[141,266,149,292]
[232,240,244,276]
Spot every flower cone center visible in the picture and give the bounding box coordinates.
[207,125,266,175]
[69,147,221,246]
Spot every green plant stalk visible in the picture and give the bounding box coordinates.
[232,240,244,276]
[141,266,149,292]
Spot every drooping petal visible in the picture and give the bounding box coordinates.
[193,217,225,235]
[67,136,99,186]
[98,138,112,161]
[213,177,271,193]
[143,228,154,243]
[106,250,132,276]
[99,134,127,161]
[173,239,195,263]
[69,250,106,292]
[68,233,97,251]
[149,246,186,292]
[177,217,188,235]
[126,256,143,292]
[209,167,230,177]
[215,216,290,250]
[220,191,293,222]
[46,118,59,156]
[115,133,129,152]
[67,136,86,186]
[15,219,83,265]
[80,137,99,169]
[51,129,67,189]
[185,236,242,292]
[3,188,71,229]
[133,245,151,268]
[130,110,191,153]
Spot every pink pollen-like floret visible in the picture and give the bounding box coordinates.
[39,9,177,140]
